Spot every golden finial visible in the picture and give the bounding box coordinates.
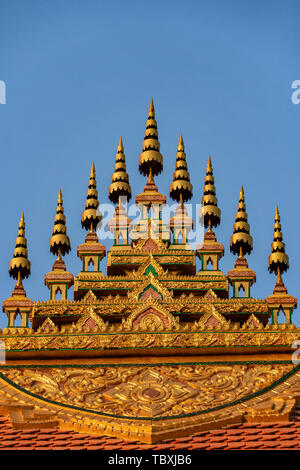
[50,188,71,258]
[268,205,289,278]
[149,97,155,117]
[138,98,163,177]
[58,188,62,204]
[108,137,132,204]
[9,212,31,286]
[90,161,95,178]
[230,185,253,256]
[169,135,193,204]
[81,162,102,232]
[200,155,221,230]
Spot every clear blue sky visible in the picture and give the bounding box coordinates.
[0,0,299,328]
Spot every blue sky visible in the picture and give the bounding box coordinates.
[0,0,300,328]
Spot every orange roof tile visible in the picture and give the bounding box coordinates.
[0,410,300,450]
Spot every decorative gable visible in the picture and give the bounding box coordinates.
[122,304,179,331]
[197,305,230,330]
[75,306,107,333]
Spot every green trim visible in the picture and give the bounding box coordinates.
[138,284,162,300]
[76,277,226,284]
[0,361,298,421]
[144,265,158,276]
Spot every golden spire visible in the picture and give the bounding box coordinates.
[230,185,253,256]
[201,155,221,230]
[108,137,132,204]
[169,135,193,204]
[50,188,71,258]
[9,212,31,286]
[268,205,289,278]
[81,162,102,232]
[138,98,163,178]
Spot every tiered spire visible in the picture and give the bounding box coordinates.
[268,206,289,279]
[139,98,163,179]
[169,135,193,204]
[50,189,71,259]
[3,213,34,327]
[266,206,296,324]
[227,187,255,298]
[230,186,252,257]
[201,156,221,230]
[81,162,102,232]
[9,212,31,286]
[108,137,132,204]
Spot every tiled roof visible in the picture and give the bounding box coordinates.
[0,409,300,450]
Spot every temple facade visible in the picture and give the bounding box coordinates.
[1,99,300,450]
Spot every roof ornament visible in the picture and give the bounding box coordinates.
[81,162,102,233]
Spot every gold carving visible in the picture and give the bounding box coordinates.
[1,363,293,419]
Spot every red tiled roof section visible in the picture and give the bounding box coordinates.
[1,410,300,450]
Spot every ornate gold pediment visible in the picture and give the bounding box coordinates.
[36,318,59,334]
[72,306,108,333]
[81,290,99,303]
[121,302,179,331]
[127,273,173,302]
[132,237,168,253]
[242,314,264,330]
[196,305,230,330]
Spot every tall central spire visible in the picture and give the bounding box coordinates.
[138,98,163,179]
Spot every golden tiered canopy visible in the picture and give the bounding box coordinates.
[200,155,221,229]
[108,137,131,204]
[81,162,102,232]
[169,135,193,204]
[268,205,289,275]
[8,212,31,283]
[230,185,253,256]
[139,98,163,177]
[50,188,71,257]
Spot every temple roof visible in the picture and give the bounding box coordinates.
[1,99,299,449]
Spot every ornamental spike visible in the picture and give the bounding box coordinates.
[108,137,132,204]
[200,155,221,229]
[169,135,193,204]
[81,162,102,232]
[230,185,253,257]
[9,212,31,283]
[268,205,289,275]
[138,98,163,177]
[50,188,71,257]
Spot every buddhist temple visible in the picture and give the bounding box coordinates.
[1,99,300,451]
